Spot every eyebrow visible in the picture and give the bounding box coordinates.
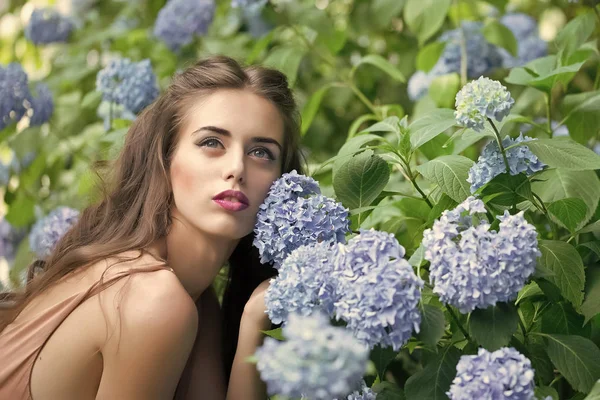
[193,126,283,153]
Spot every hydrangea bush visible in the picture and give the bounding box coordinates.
[2,1,600,399]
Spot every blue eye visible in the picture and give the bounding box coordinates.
[252,148,275,160]
[200,138,222,148]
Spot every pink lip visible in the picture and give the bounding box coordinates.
[213,200,249,211]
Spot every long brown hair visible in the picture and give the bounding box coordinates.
[0,55,305,381]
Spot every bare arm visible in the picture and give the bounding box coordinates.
[226,280,272,400]
[175,286,227,400]
[95,271,199,400]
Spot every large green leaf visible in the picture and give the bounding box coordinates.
[538,240,586,309]
[373,381,406,400]
[548,198,588,233]
[331,134,387,178]
[351,54,406,82]
[522,138,600,170]
[478,173,534,207]
[418,303,446,347]
[483,20,517,56]
[404,346,461,400]
[370,0,407,29]
[417,42,447,73]
[429,74,460,109]
[554,11,596,62]
[540,334,600,393]
[301,84,334,136]
[371,345,398,380]
[263,45,307,87]
[561,91,600,145]
[469,303,518,351]
[409,108,456,149]
[535,386,559,400]
[582,268,600,324]
[584,380,600,399]
[416,155,474,203]
[532,169,600,230]
[404,0,452,44]
[541,302,590,337]
[333,151,390,210]
[505,55,586,93]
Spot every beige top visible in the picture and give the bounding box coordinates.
[0,264,174,399]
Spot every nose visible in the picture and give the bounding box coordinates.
[223,146,245,184]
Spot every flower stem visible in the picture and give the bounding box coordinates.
[455,0,468,87]
[446,306,471,341]
[545,92,553,138]
[486,118,510,174]
[347,82,380,117]
[400,157,433,208]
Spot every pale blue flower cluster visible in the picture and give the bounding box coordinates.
[153,0,215,51]
[253,171,350,268]
[455,77,514,132]
[1,219,25,261]
[448,347,536,400]
[0,63,54,129]
[25,8,74,45]
[408,22,504,101]
[333,229,423,350]
[96,58,159,114]
[255,312,369,400]
[335,381,378,400]
[29,83,54,126]
[265,241,338,324]
[422,197,539,313]
[0,63,30,130]
[499,13,547,68]
[29,206,79,259]
[468,133,546,192]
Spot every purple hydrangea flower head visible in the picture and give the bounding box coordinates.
[422,197,539,313]
[254,171,349,268]
[96,58,159,114]
[255,312,369,400]
[153,0,215,51]
[1,219,25,261]
[334,381,377,400]
[29,206,79,259]
[333,229,423,350]
[29,83,54,126]
[265,241,338,324]
[455,77,515,132]
[25,8,74,45]
[448,347,535,400]
[468,133,546,192]
[0,63,31,130]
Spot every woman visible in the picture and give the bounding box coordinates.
[0,55,305,399]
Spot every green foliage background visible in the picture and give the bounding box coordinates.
[2,0,600,399]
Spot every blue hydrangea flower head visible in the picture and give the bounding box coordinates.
[334,381,377,400]
[499,13,547,68]
[422,197,539,313]
[254,172,349,268]
[265,241,338,324]
[448,347,535,400]
[455,77,515,132]
[96,58,159,114]
[153,0,215,51]
[500,13,537,39]
[0,63,31,130]
[255,312,369,400]
[468,133,546,192]
[29,206,79,259]
[333,229,423,350]
[29,83,54,126]
[25,8,74,45]
[1,219,25,261]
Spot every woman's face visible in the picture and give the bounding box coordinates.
[169,88,284,240]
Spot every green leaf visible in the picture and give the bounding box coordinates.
[418,303,446,347]
[263,45,307,87]
[404,346,461,400]
[416,42,447,73]
[548,198,588,233]
[538,240,586,309]
[579,242,600,259]
[584,380,600,399]
[578,220,600,236]
[409,108,456,149]
[416,155,474,203]
[333,151,390,210]
[516,282,544,305]
[469,303,518,351]
[429,74,460,109]
[4,192,35,227]
[352,54,406,82]
[582,268,600,324]
[478,173,534,207]
[483,20,518,57]
[554,11,596,62]
[535,386,559,400]
[505,55,586,93]
[532,169,600,227]
[372,381,406,400]
[404,0,452,44]
[262,327,284,341]
[361,116,402,138]
[331,134,387,178]
[427,194,458,225]
[370,0,407,29]
[521,138,600,171]
[541,302,590,336]
[561,91,600,145]
[81,90,103,110]
[540,333,600,393]
[409,243,425,267]
[301,84,333,136]
[370,345,398,380]
[246,29,276,64]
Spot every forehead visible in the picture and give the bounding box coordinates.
[179,89,285,143]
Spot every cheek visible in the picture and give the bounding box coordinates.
[170,158,196,197]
